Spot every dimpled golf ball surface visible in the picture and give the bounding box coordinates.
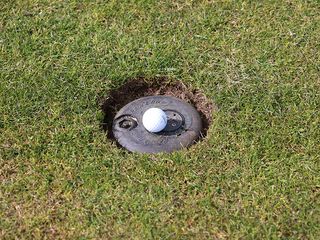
[142,108,167,132]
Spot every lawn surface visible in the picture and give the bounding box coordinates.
[1,0,319,239]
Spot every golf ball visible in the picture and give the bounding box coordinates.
[142,108,167,133]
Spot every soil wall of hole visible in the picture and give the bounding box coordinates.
[101,77,214,141]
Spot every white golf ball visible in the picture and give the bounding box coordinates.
[142,108,167,133]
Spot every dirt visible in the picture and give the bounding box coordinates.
[101,77,215,140]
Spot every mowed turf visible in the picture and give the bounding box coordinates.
[1,1,319,239]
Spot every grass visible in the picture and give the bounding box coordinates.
[1,0,319,239]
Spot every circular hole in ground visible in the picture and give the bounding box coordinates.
[101,77,215,143]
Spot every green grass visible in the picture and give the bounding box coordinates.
[1,0,320,239]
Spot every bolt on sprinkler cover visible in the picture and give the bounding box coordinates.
[112,96,202,153]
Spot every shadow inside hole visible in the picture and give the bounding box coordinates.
[101,77,214,142]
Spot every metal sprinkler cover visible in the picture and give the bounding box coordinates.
[112,96,202,153]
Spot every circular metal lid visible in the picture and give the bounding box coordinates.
[112,96,202,153]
